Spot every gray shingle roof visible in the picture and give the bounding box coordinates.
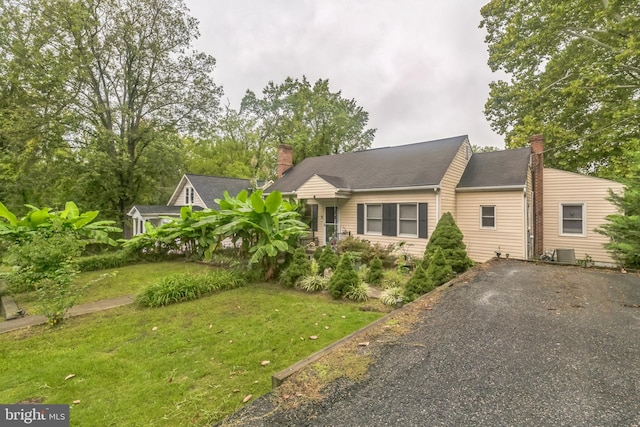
[185,174,260,209]
[267,135,469,193]
[457,148,531,189]
[129,205,204,216]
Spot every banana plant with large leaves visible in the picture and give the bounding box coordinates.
[0,201,121,245]
[193,189,309,280]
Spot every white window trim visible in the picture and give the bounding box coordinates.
[365,203,382,235]
[480,205,496,230]
[397,203,418,237]
[559,202,587,237]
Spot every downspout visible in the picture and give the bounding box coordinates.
[435,187,441,220]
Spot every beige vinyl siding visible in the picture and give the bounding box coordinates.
[439,138,472,218]
[456,190,527,262]
[339,190,438,258]
[297,175,340,199]
[543,168,623,264]
[169,180,206,208]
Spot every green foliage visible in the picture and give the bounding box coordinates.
[72,250,137,272]
[241,76,376,176]
[404,264,434,303]
[313,246,324,261]
[327,253,360,299]
[5,233,82,293]
[381,269,408,289]
[0,201,120,246]
[5,232,83,325]
[310,258,320,276]
[280,248,311,287]
[297,274,328,292]
[125,191,309,280]
[357,265,370,283]
[426,247,454,287]
[344,282,370,302]
[480,0,639,178]
[597,182,640,268]
[577,254,595,268]
[423,212,473,273]
[318,246,339,272]
[366,257,384,285]
[336,236,396,267]
[0,0,221,223]
[136,270,244,308]
[380,287,404,306]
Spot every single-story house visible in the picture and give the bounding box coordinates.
[266,136,623,264]
[127,174,261,236]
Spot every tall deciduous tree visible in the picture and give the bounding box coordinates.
[480,0,639,178]
[0,0,222,223]
[0,0,79,212]
[240,76,376,171]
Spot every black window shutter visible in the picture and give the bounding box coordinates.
[357,204,364,234]
[419,203,428,238]
[382,203,397,236]
[312,205,318,232]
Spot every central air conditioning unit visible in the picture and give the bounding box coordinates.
[555,248,576,264]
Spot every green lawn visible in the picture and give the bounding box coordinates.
[0,283,384,426]
[11,261,217,315]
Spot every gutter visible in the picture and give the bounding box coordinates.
[456,185,526,193]
[350,185,440,193]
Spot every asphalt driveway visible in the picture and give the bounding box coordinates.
[221,260,640,426]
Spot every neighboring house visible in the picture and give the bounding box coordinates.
[127,174,260,236]
[266,135,623,264]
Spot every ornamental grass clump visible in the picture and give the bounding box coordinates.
[380,286,404,306]
[297,259,328,292]
[327,253,360,299]
[136,270,244,307]
[344,282,370,302]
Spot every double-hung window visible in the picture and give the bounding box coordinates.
[398,204,418,236]
[561,203,585,236]
[366,204,382,234]
[185,187,195,205]
[481,205,496,229]
[358,203,428,238]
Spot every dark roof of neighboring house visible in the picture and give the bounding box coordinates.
[267,135,469,193]
[185,174,262,209]
[457,147,531,189]
[128,205,204,216]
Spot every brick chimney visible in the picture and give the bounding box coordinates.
[277,144,293,178]
[531,134,544,257]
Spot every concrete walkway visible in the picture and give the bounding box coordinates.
[0,295,134,334]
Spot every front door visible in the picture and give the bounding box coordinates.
[325,206,338,244]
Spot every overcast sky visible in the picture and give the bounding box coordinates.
[184,0,505,149]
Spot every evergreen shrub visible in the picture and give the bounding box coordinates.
[366,256,384,285]
[404,264,434,302]
[423,212,473,273]
[327,253,360,299]
[280,248,311,287]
